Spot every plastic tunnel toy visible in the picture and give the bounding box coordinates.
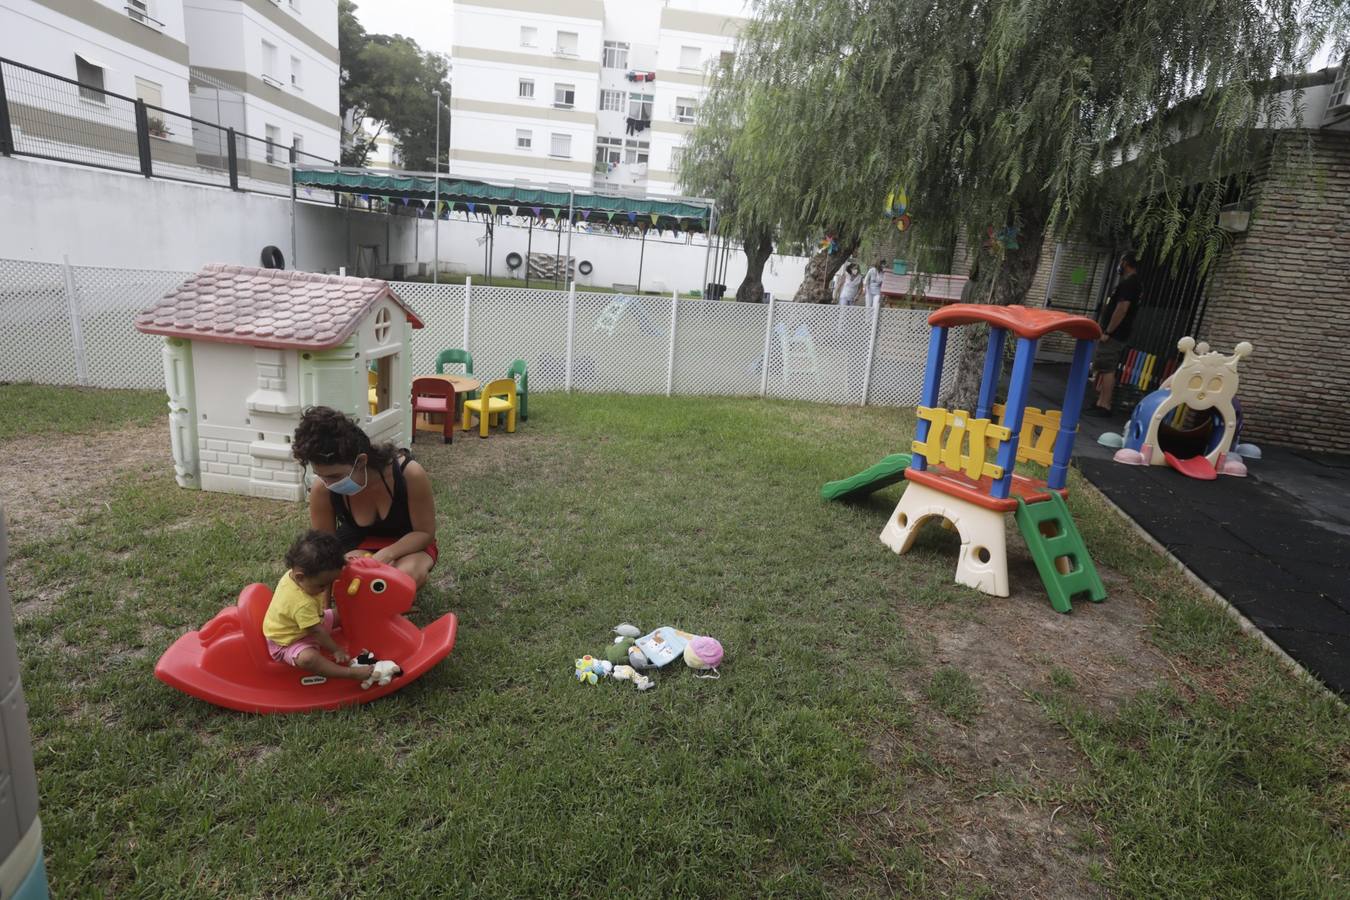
[156,557,457,713]
[1108,337,1255,479]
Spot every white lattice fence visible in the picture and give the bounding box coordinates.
[0,259,76,386]
[1,260,946,409]
[393,281,467,374]
[672,298,767,397]
[465,285,571,389]
[571,293,672,395]
[73,265,190,389]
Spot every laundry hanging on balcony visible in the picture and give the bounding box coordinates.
[625,117,651,135]
[625,70,656,83]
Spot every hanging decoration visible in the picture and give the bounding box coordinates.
[894,213,912,232]
[985,225,1020,251]
[466,202,477,214]
[579,209,590,221]
[818,233,839,255]
[883,187,908,219]
[627,211,638,224]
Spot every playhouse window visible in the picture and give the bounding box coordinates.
[370,355,395,415]
[374,306,392,343]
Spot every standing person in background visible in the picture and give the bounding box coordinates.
[1086,250,1143,417]
[837,263,863,306]
[864,258,888,308]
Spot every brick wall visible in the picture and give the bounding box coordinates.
[1201,130,1350,453]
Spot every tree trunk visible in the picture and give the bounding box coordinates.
[735,228,774,302]
[792,237,859,303]
[938,221,1048,411]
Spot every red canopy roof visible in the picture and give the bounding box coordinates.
[928,303,1101,341]
[135,264,423,351]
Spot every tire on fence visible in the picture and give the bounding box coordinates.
[505,252,524,271]
[260,246,286,270]
[578,260,594,276]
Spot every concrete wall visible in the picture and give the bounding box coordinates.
[393,213,808,297]
[0,155,401,272]
[0,154,811,296]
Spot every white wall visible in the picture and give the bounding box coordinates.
[396,214,807,298]
[0,156,402,273]
[0,153,809,296]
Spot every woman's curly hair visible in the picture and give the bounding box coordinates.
[291,406,396,469]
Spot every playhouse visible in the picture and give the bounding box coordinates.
[134,264,424,501]
[826,303,1108,613]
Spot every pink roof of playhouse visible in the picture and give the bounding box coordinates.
[135,264,423,350]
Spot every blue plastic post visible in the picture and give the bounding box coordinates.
[1047,337,1096,490]
[910,325,948,472]
[991,336,1038,499]
[975,327,1007,420]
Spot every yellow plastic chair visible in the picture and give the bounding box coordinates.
[367,369,379,415]
[461,378,518,438]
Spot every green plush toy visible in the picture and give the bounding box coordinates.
[605,637,635,664]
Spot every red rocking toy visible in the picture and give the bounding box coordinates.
[155,557,458,713]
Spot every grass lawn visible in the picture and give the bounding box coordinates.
[3,390,1346,897]
[0,383,165,441]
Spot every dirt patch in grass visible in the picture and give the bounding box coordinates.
[861,541,1169,896]
[0,423,168,542]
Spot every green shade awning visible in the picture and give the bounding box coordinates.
[293,169,712,230]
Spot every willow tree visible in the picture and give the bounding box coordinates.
[704,0,1346,397]
[683,54,882,302]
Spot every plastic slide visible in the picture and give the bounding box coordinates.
[1162,451,1218,481]
[821,453,913,501]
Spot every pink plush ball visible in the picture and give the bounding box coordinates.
[687,635,723,669]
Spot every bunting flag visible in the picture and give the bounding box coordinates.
[531,205,543,218]
[359,193,370,202]
[467,202,476,214]
[627,211,637,224]
[650,213,660,226]
[489,204,499,217]
[303,187,312,196]
[579,209,590,221]
[401,197,410,206]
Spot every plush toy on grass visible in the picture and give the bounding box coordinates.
[612,665,655,691]
[683,635,724,679]
[606,637,636,664]
[574,655,613,685]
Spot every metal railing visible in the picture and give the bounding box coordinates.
[0,56,335,195]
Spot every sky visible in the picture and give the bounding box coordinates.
[352,0,453,59]
[351,1,1343,76]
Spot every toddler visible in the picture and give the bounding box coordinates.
[263,530,389,682]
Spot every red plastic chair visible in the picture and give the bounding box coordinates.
[411,377,455,444]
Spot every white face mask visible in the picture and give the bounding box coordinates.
[314,456,367,496]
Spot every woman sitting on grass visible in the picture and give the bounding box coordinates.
[291,406,438,590]
[264,530,396,682]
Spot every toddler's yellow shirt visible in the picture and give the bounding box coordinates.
[262,571,325,646]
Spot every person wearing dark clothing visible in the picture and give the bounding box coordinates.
[291,406,439,590]
[1086,251,1142,417]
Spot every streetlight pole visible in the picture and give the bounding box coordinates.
[433,89,441,285]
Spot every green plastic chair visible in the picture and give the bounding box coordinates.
[507,359,529,421]
[436,349,477,399]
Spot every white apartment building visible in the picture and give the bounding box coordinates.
[0,0,339,176]
[183,0,341,165]
[0,0,194,158]
[449,0,748,196]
